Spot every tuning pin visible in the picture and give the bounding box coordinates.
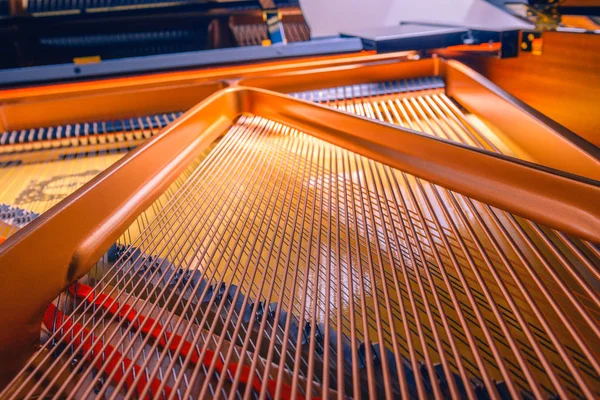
[214,283,227,305]
[255,301,265,323]
[70,358,85,374]
[358,341,378,365]
[93,378,104,394]
[267,302,278,321]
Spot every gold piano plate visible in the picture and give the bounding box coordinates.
[0,85,598,399]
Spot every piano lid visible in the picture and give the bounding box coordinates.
[300,0,531,38]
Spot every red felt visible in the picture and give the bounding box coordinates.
[70,283,314,400]
[43,303,173,399]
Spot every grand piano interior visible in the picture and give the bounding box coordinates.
[0,0,599,399]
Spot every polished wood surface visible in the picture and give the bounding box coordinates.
[0,51,404,132]
[442,59,600,180]
[452,32,600,148]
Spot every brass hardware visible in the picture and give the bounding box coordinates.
[521,30,544,54]
[73,56,102,65]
